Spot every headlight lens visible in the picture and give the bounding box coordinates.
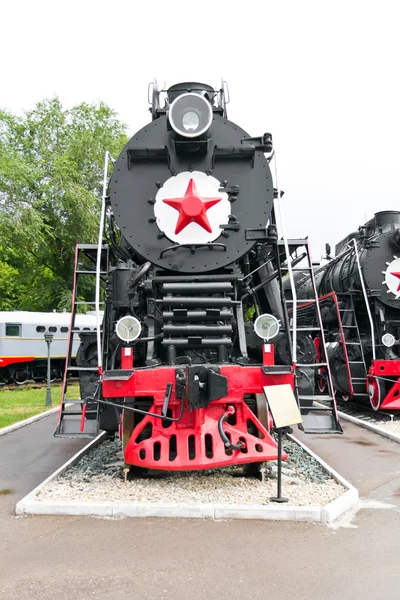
[382,333,395,348]
[115,316,141,343]
[182,110,200,132]
[254,313,280,341]
[169,93,212,138]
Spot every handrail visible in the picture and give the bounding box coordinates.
[273,154,297,365]
[348,237,376,359]
[96,151,112,370]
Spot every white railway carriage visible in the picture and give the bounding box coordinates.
[0,311,98,384]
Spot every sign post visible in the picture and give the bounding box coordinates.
[263,384,302,503]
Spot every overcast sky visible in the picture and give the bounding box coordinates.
[2,0,399,260]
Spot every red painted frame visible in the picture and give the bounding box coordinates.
[102,363,293,470]
[369,360,400,410]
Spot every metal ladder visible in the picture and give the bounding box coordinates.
[282,239,342,433]
[54,243,108,438]
[337,292,368,397]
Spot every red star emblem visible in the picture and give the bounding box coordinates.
[391,271,400,292]
[162,178,222,234]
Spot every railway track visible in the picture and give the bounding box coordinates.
[336,398,398,423]
[314,397,400,443]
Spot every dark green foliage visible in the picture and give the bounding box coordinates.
[0,99,127,311]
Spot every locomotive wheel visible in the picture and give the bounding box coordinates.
[368,376,386,411]
[14,373,30,385]
[255,393,270,432]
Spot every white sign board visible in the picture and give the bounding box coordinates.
[263,384,302,428]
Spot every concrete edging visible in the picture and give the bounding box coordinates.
[16,432,358,523]
[338,410,400,444]
[0,406,60,437]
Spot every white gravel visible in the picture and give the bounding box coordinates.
[37,438,344,506]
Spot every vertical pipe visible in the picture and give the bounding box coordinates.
[96,151,110,370]
[349,238,376,359]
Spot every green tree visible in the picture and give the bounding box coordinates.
[0,98,127,311]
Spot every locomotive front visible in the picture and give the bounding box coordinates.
[92,81,295,471]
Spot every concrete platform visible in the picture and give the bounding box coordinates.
[4,414,400,600]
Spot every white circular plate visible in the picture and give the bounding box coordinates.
[384,257,400,299]
[154,171,230,244]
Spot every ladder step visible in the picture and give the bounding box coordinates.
[350,377,367,381]
[339,309,354,312]
[76,270,107,274]
[348,361,365,364]
[61,400,84,404]
[286,299,316,304]
[297,363,327,367]
[292,267,312,271]
[74,301,105,305]
[342,325,357,328]
[299,395,334,401]
[54,418,99,438]
[77,243,109,249]
[67,366,98,371]
[299,412,343,434]
[345,342,361,345]
[291,327,321,331]
[61,410,98,416]
[300,406,334,412]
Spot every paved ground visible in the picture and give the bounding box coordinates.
[1,415,400,599]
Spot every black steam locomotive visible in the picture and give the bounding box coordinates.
[296,211,400,411]
[56,81,341,471]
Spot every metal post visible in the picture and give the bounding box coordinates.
[44,331,54,406]
[270,428,288,503]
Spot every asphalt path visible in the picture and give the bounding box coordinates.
[1,415,400,600]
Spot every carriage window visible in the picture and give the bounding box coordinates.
[6,324,21,337]
[49,326,57,332]
[36,326,46,332]
[61,327,68,333]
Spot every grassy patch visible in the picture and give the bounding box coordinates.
[0,384,80,429]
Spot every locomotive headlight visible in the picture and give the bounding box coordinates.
[182,111,200,132]
[254,313,280,341]
[382,333,396,348]
[168,93,212,138]
[115,315,141,343]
